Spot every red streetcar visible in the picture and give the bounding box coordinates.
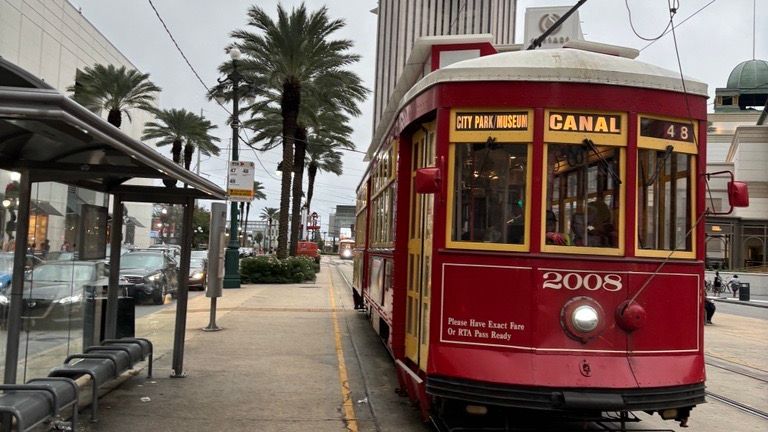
[353,41,745,429]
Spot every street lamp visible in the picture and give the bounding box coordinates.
[217,47,255,289]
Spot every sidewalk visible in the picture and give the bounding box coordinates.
[78,264,361,432]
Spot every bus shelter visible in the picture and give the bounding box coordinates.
[0,58,225,383]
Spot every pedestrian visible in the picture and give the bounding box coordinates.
[713,271,722,296]
[703,281,715,324]
[42,239,50,259]
[61,241,71,252]
[727,274,740,298]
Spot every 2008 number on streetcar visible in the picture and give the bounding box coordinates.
[541,271,623,291]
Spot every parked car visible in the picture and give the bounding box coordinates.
[119,251,178,305]
[148,244,181,262]
[188,257,207,290]
[45,251,78,261]
[191,250,208,261]
[0,261,130,329]
[0,253,44,292]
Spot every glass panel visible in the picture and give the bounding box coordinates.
[545,144,621,248]
[637,150,692,251]
[452,143,528,244]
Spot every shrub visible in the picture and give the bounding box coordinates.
[240,255,317,284]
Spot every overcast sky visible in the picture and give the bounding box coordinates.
[69,0,766,232]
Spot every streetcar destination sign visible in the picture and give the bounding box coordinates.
[455,112,529,131]
[548,112,622,134]
[640,117,695,143]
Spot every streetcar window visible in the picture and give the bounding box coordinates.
[451,142,528,245]
[545,143,621,248]
[637,150,693,251]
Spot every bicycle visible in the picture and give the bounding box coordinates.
[704,279,723,296]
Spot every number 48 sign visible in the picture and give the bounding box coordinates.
[227,161,255,202]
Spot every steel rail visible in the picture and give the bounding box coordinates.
[706,391,768,420]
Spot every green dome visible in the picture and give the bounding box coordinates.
[726,59,768,89]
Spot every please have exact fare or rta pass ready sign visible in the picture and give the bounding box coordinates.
[227,160,255,202]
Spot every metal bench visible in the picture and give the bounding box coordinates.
[0,377,79,431]
[48,337,153,423]
[101,337,153,378]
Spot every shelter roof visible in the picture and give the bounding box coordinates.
[0,57,225,202]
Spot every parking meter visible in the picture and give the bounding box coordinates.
[206,202,226,298]
[203,203,226,331]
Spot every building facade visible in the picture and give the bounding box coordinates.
[705,59,768,271]
[372,0,517,132]
[329,205,356,241]
[0,0,156,251]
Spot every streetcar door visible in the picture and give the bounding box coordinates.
[406,124,435,371]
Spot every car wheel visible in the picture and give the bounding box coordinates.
[152,283,166,305]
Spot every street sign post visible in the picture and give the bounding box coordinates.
[227,161,255,202]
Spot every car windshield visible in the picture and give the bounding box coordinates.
[190,258,204,268]
[121,253,164,269]
[32,264,94,282]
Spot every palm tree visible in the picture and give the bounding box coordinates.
[67,64,161,128]
[142,109,221,187]
[305,141,343,217]
[241,181,267,246]
[260,207,279,252]
[220,3,365,259]
[184,117,221,170]
[245,88,362,255]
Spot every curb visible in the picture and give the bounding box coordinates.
[711,297,768,309]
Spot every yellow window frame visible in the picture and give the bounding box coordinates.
[635,116,698,259]
[540,144,627,256]
[445,143,533,252]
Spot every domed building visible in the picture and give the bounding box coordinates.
[715,59,768,112]
[706,58,768,277]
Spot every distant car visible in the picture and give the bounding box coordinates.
[119,251,178,305]
[238,247,254,258]
[188,257,207,290]
[296,242,321,264]
[0,261,130,329]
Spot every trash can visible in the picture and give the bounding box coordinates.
[83,296,135,347]
[739,283,750,301]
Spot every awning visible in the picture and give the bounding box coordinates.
[30,199,62,216]
[125,215,145,228]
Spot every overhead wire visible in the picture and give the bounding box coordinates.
[624,0,673,41]
[626,0,712,308]
[639,0,719,52]
[146,0,283,182]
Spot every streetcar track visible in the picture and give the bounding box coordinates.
[705,355,768,383]
[706,391,768,420]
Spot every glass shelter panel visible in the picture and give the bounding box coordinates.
[451,143,528,244]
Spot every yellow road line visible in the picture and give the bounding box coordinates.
[328,270,359,432]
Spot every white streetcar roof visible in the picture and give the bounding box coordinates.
[404,48,708,104]
[367,47,709,161]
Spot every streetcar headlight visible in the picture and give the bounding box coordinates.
[572,305,599,332]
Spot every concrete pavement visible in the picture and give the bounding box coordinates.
[78,266,351,431]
